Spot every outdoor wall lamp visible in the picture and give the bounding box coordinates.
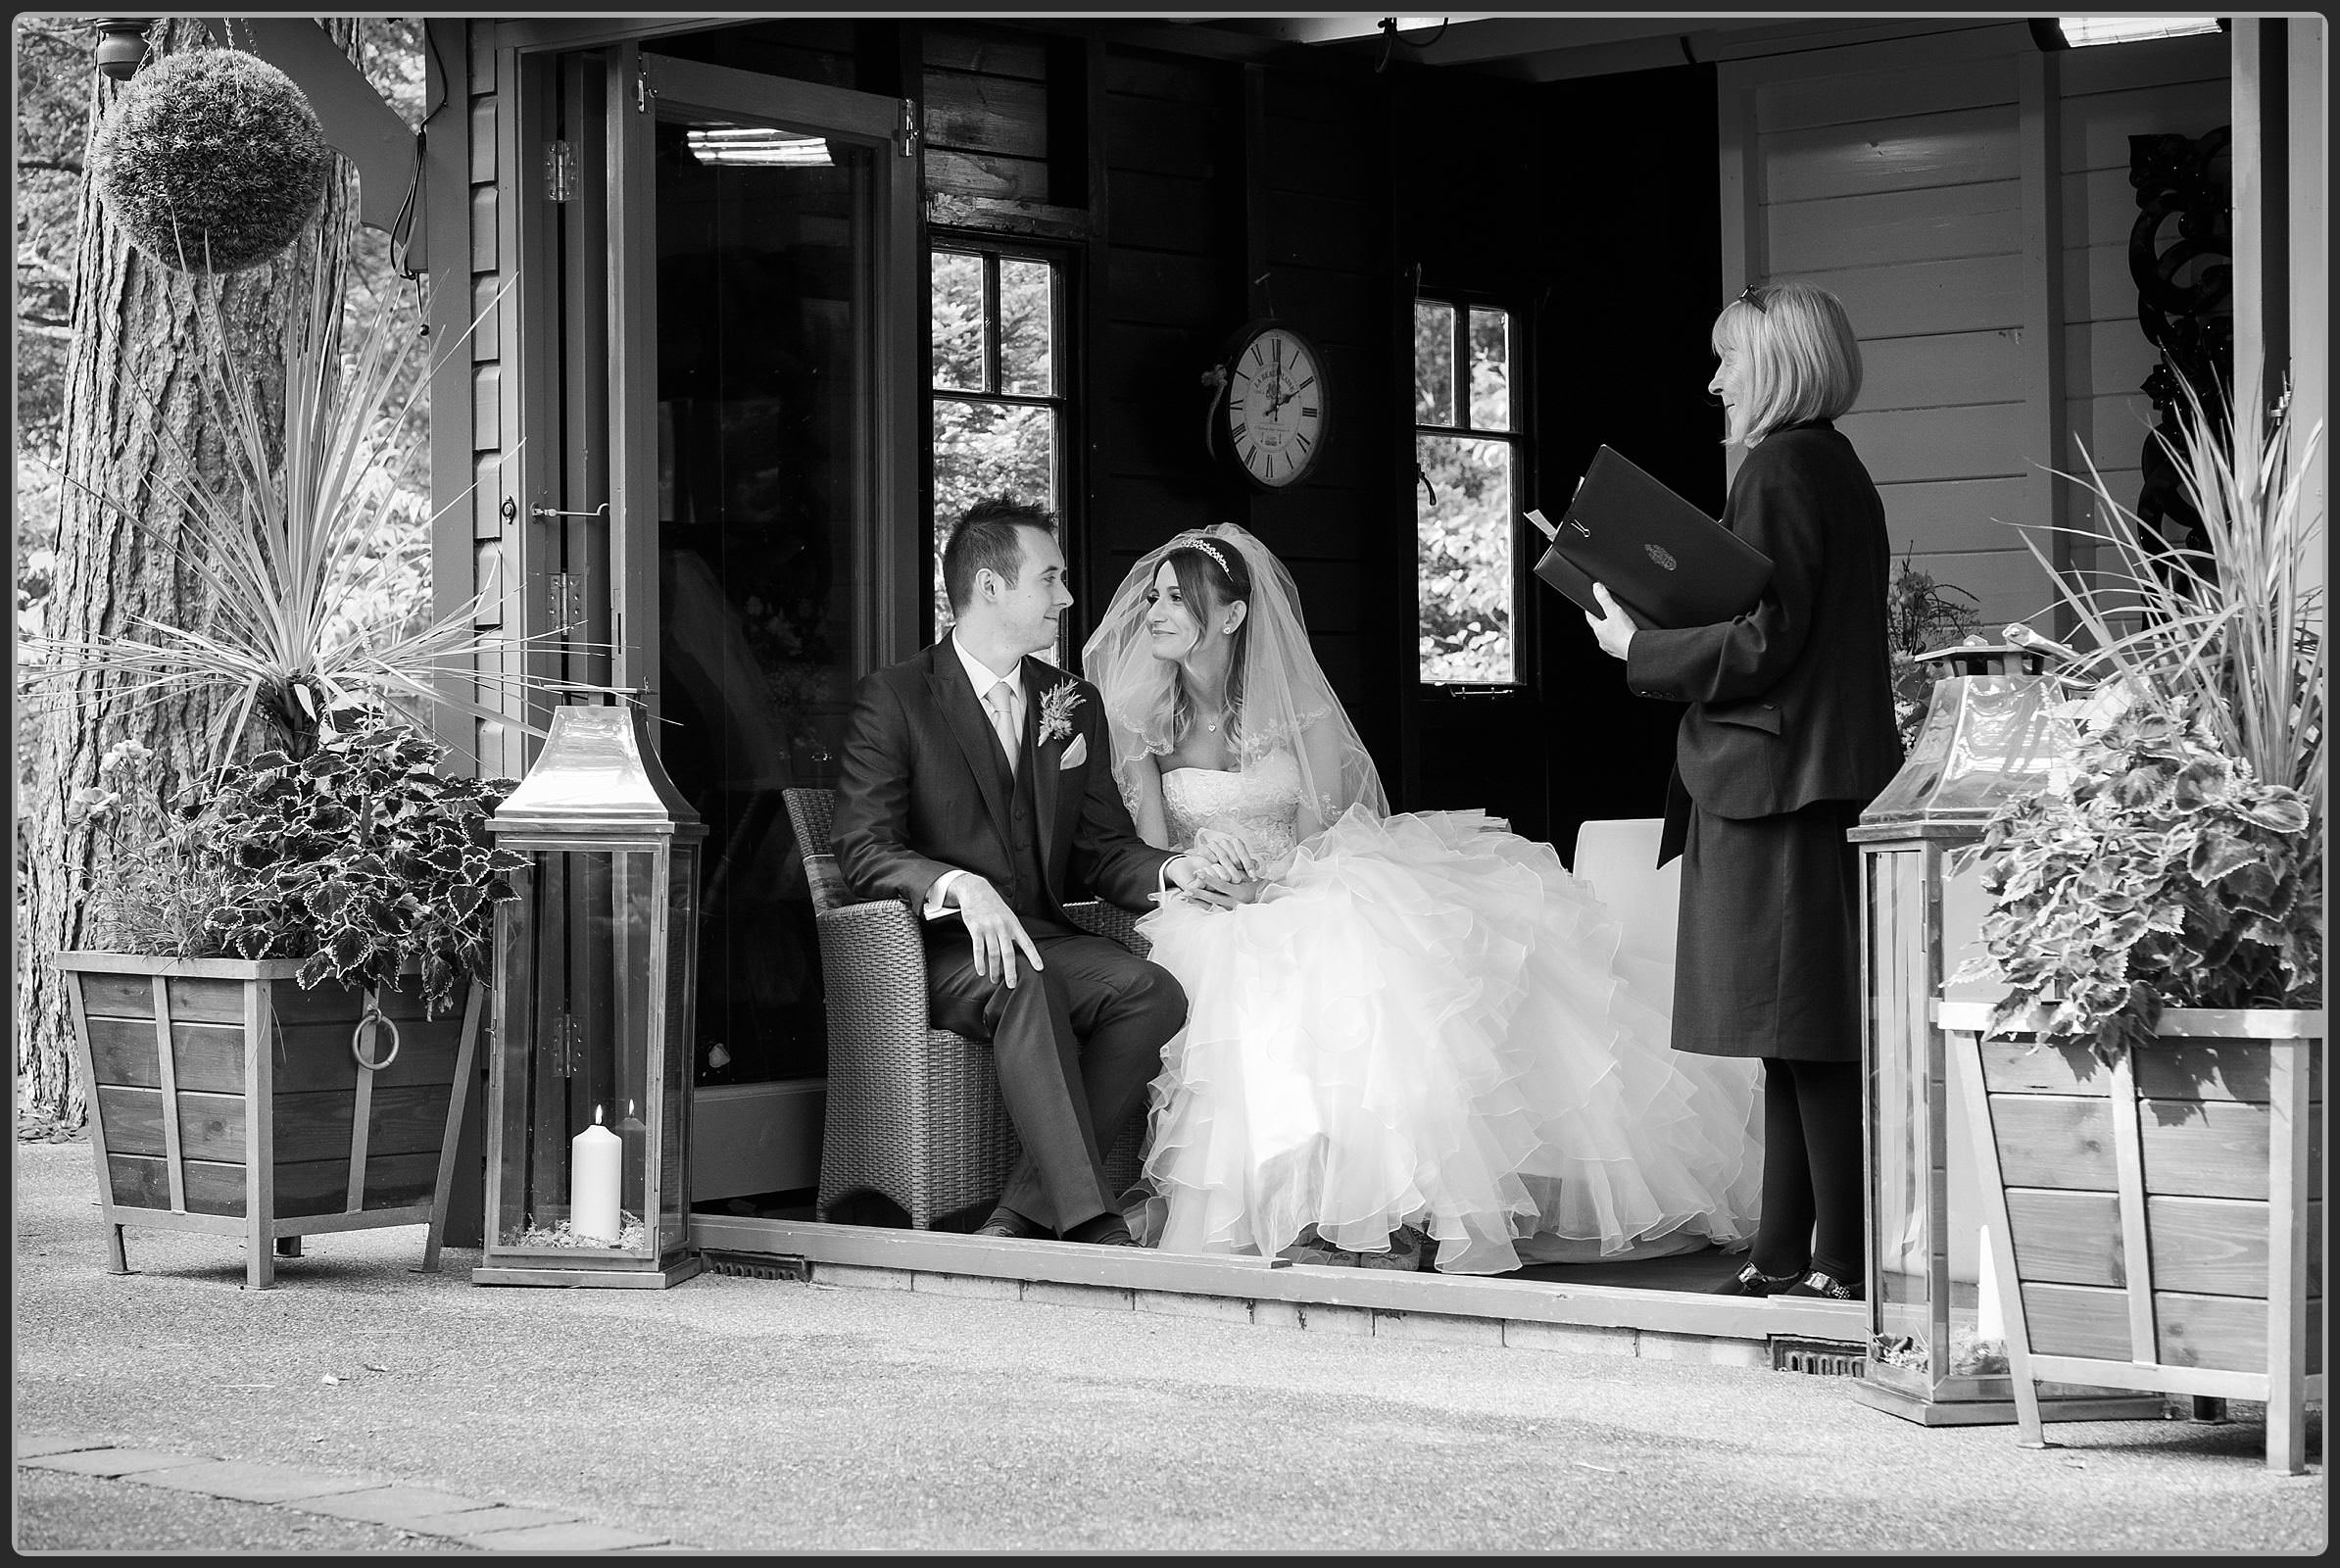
[90,17,157,80]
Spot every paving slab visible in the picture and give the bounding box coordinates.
[126,1458,390,1503]
[405,1503,587,1536]
[460,1521,673,1551]
[20,1447,210,1479]
[12,1435,118,1459]
[294,1484,502,1527]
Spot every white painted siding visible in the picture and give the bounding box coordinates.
[1721,28,2230,633]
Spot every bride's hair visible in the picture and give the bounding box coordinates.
[1161,539,1252,747]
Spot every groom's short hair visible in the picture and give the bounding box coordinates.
[942,498,1057,612]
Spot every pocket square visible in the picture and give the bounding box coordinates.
[1058,733,1089,769]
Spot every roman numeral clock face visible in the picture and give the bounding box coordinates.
[1221,324,1326,489]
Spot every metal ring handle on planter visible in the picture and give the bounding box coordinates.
[351,1006,402,1072]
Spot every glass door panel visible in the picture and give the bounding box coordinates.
[609,52,916,1094]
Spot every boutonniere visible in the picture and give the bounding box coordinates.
[1038,678,1083,746]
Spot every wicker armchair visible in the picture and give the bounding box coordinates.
[785,788,1151,1232]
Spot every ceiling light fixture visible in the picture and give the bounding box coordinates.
[2049,16,2224,48]
[685,126,832,168]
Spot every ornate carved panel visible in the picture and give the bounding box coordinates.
[2126,127,2231,556]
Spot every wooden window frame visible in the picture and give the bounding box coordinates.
[924,229,1082,647]
[1413,289,1530,693]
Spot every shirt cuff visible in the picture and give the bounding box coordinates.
[1157,856,1183,898]
[922,868,966,920]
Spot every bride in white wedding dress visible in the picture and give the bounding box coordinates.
[1081,523,1763,1275]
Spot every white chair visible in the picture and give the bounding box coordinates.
[1568,817,1681,999]
[1569,816,1766,1243]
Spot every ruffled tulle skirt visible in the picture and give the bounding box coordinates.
[1132,808,1764,1274]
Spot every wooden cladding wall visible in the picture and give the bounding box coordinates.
[1720,24,2230,634]
[924,26,1054,206]
[1087,48,1401,762]
[426,19,522,782]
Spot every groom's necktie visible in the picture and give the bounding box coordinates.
[983,678,1020,778]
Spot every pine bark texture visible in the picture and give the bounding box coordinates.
[18,20,361,1125]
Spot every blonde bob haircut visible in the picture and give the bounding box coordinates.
[1711,279,1863,448]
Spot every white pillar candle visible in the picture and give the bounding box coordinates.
[571,1105,623,1244]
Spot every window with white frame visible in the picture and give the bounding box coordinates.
[1414,298,1520,685]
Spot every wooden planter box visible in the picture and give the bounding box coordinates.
[1941,1001,2325,1473]
[55,953,484,1290]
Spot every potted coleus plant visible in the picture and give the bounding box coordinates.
[55,713,526,1288]
[1943,377,2324,1471]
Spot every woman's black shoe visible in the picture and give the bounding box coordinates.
[1776,1269,1864,1300]
[1711,1262,1802,1297]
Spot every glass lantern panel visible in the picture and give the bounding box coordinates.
[658,843,701,1254]
[1862,675,2080,823]
[492,849,661,1259]
[491,864,537,1250]
[1865,846,1937,1389]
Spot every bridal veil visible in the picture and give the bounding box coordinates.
[1079,522,1388,831]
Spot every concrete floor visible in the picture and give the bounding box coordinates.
[11,1138,2326,1554]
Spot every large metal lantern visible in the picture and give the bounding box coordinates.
[1847,642,2162,1424]
[473,704,707,1289]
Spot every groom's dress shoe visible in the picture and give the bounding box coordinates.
[1061,1213,1139,1248]
[973,1206,1048,1241]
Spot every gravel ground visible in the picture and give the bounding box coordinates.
[12,1139,2326,1554]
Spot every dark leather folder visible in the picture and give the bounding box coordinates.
[1530,446,1773,629]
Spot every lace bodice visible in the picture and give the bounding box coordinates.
[1161,747,1303,860]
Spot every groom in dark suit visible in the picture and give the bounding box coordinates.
[831,498,1235,1246]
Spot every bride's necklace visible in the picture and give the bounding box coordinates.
[1189,685,1233,735]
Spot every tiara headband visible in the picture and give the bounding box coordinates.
[1166,533,1233,578]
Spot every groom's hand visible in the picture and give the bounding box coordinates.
[951,875,1044,988]
[1165,856,1256,910]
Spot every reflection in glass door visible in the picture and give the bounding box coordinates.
[609,55,916,1120]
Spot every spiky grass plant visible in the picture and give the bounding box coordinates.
[2031,375,2324,810]
[25,261,581,770]
[1956,377,2326,1056]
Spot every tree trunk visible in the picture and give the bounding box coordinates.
[18,19,361,1126]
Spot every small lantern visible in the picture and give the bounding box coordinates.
[91,18,157,80]
[473,704,707,1289]
[1847,643,2162,1424]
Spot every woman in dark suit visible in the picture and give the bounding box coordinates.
[1585,279,1902,1300]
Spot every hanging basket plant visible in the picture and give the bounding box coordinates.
[89,46,330,274]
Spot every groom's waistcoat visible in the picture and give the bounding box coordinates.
[828,641,1174,933]
[991,718,1051,922]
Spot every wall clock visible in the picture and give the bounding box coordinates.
[1210,319,1329,490]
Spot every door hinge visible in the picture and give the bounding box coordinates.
[550,572,587,634]
[899,96,920,158]
[549,1012,583,1077]
[545,139,575,203]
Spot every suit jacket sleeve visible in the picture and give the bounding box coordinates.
[1064,688,1175,910]
[830,671,960,909]
[1623,440,1828,707]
